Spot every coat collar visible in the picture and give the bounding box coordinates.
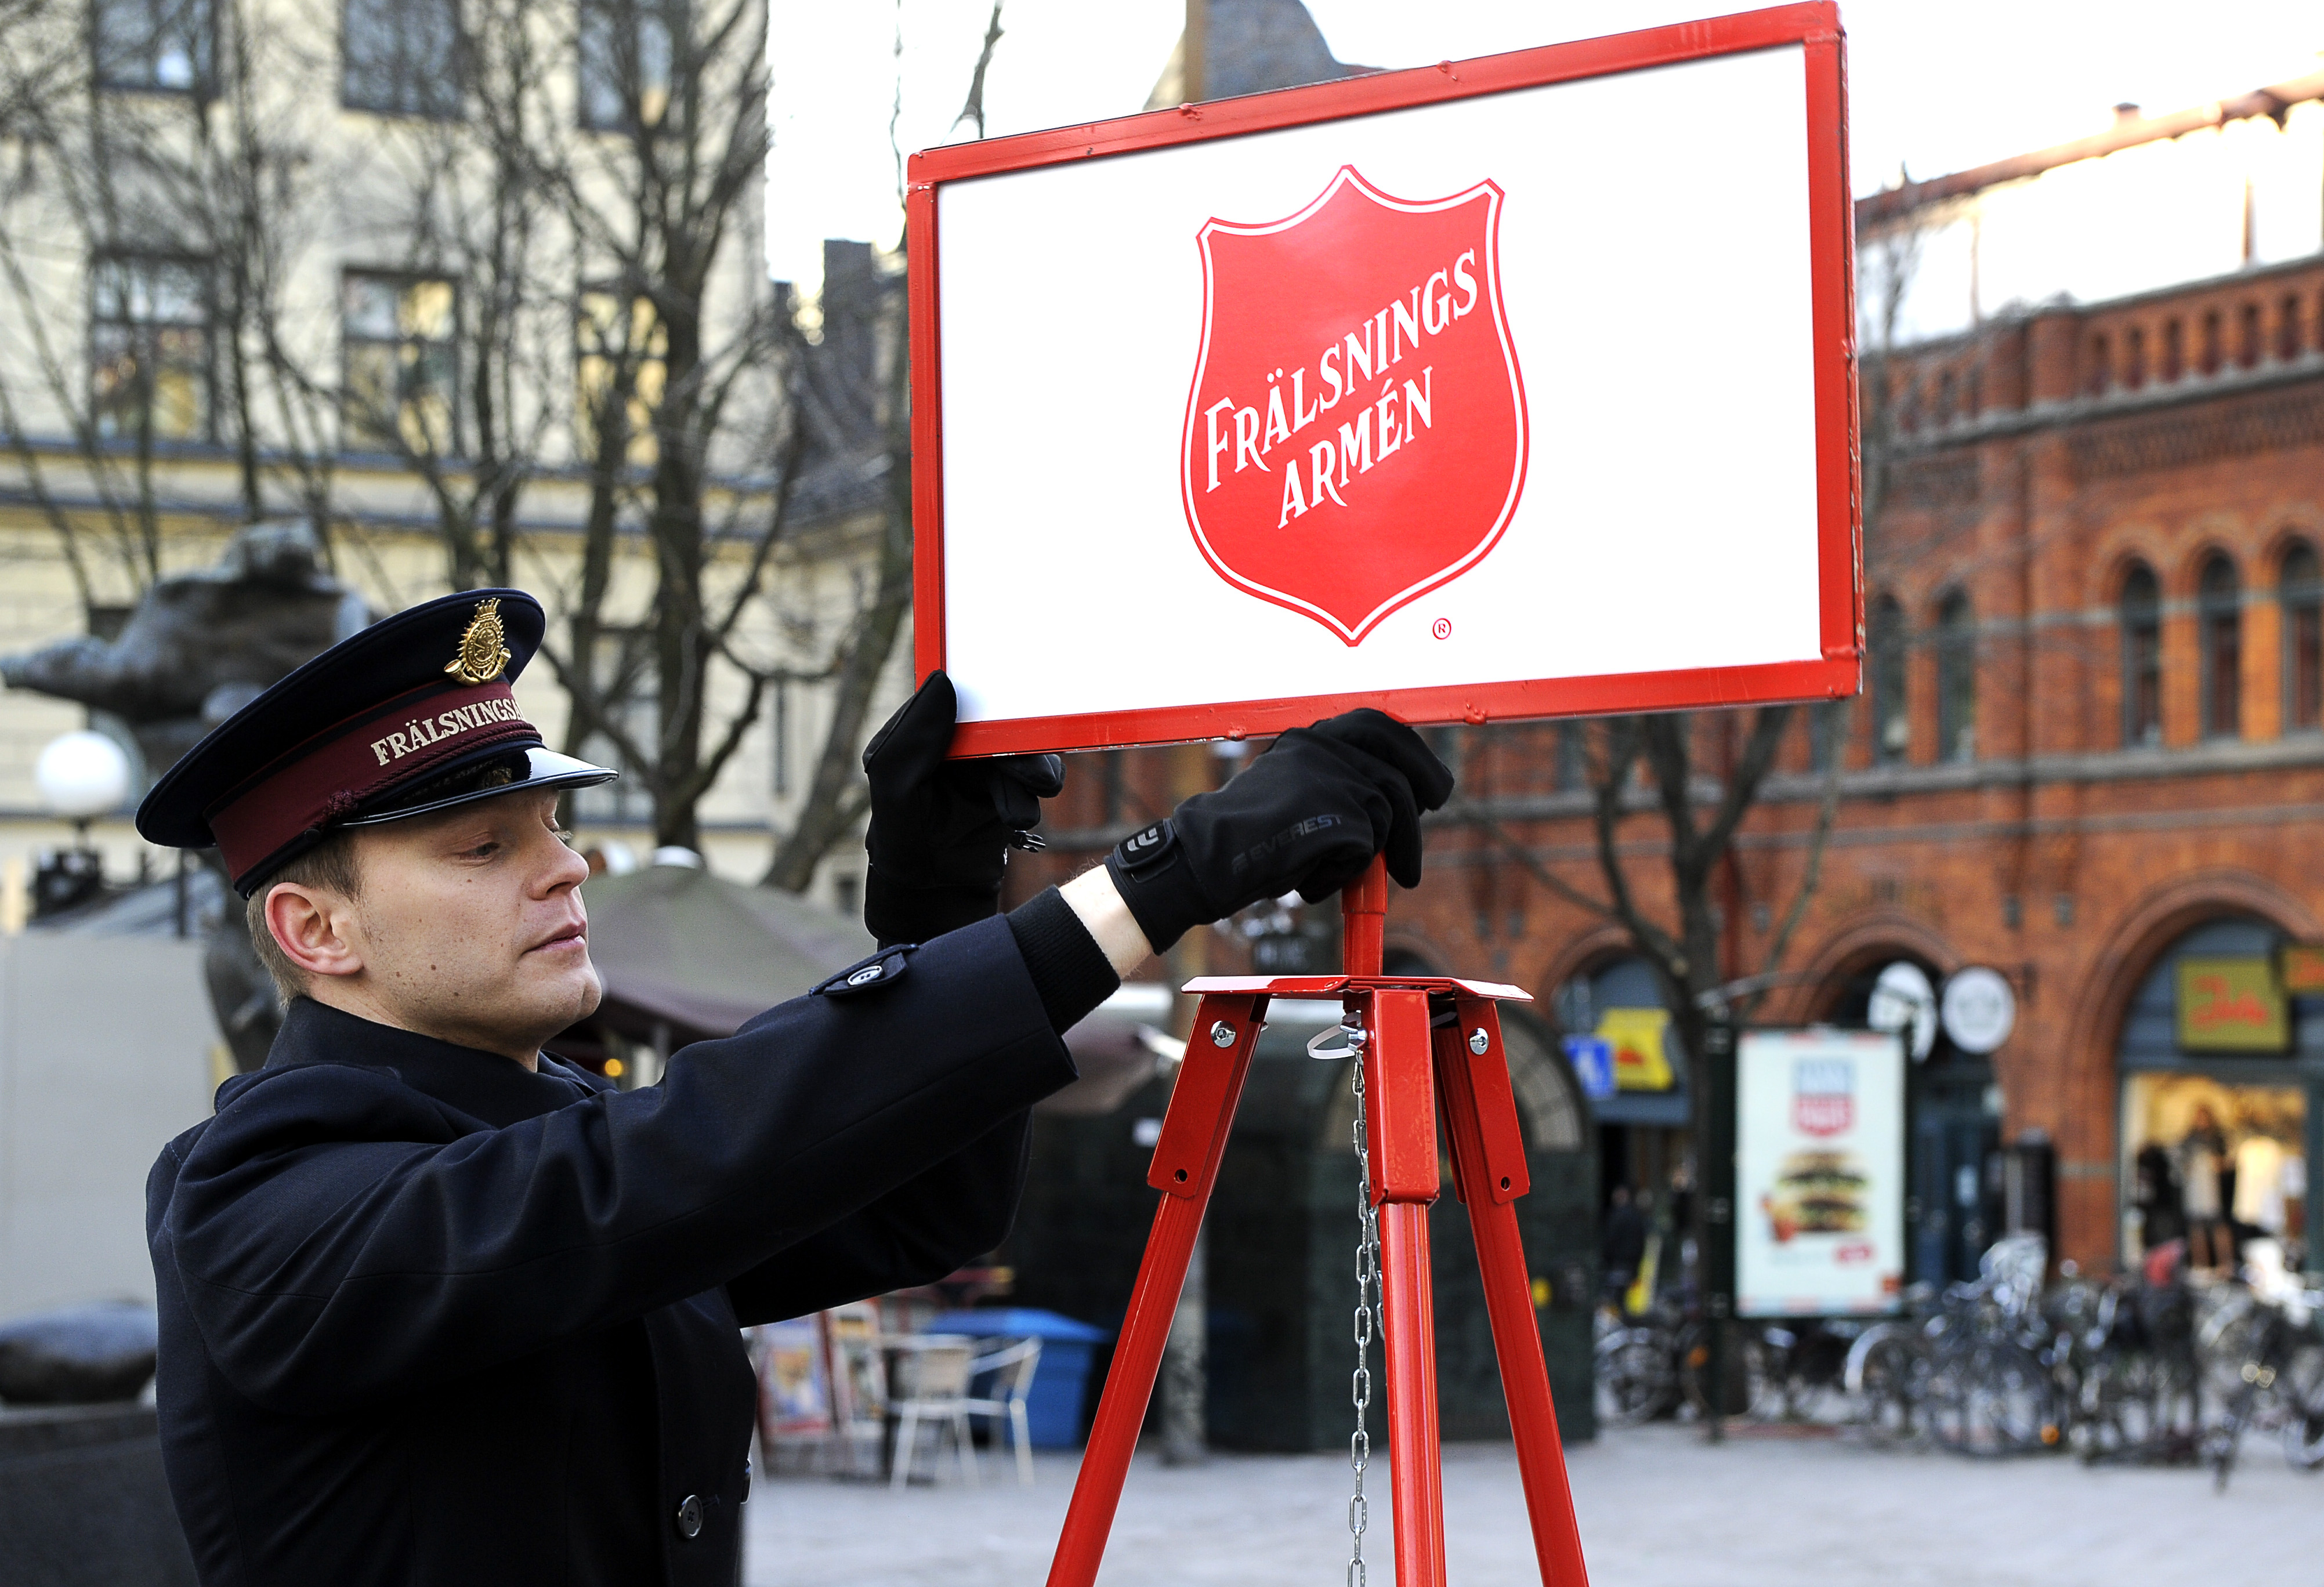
[237,997,600,1129]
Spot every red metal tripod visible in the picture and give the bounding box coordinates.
[1044,858,1591,1586]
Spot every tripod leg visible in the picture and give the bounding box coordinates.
[1435,999,1590,1586]
[1046,994,1265,1587]
[1367,988,1449,1587]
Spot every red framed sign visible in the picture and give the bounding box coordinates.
[907,2,1858,756]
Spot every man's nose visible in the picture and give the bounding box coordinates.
[540,828,591,893]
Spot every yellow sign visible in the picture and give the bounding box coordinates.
[2281,944,2324,995]
[2176,957,2287,1052]
[1599,1006,1676,1090]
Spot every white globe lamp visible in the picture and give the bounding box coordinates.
[35,730,132,827]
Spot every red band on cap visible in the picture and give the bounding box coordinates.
[208,679,540,885]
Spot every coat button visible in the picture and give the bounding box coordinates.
[675,1494,703,1539]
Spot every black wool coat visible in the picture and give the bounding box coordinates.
[146,915,1078,1587]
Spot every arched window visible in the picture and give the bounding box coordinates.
[1870,596,1909,764]
[2201,310,2222,375]
[2087,334,2111,396]
[2199,553,2242,739]
[1935,590,1977,762]
[2162,318,2184,381]
[2125,325,2148,389]
[2120,563,2162,747]
[1809,697,1851,773]
[2282,542,2322,732]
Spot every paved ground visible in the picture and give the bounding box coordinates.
[744,1423,2324,1585]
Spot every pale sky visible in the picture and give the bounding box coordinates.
[766,1,2324,291]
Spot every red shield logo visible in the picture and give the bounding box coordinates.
[1180,166,1527,645]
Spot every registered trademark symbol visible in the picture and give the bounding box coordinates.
[1431,617,1452,640]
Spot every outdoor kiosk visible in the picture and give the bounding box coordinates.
[905,5,1860,1581]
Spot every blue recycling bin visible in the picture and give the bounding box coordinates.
[926,1309,1112,1448]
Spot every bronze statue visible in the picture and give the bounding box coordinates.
[2,520,370,1070]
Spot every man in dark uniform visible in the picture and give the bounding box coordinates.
[137,588,1452,1585]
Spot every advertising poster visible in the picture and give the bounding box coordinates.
[1736,1030,1905,1318]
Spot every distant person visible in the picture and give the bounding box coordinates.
[1602,1186,1647,1309]
[2133,1139,2184,1251]
[135,589,1454,1586]
[2178,1105,2231,1271]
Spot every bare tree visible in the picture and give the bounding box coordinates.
[762,2,1010,891]
[0,0,346,613]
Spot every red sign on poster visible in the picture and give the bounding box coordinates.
[1182,167,1527,645]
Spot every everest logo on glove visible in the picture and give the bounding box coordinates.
[1229,813,1345,876]
[1180,166,1529,646]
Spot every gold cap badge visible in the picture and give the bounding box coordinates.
[444,597,513,686]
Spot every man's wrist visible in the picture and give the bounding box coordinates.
[1060,865,1157,977]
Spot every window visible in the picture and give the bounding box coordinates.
[93,0,212,90]
[2087,334,2111,396]
[1894,376,1920,435]
[2238,303,2260,369]
[2283,542,2322,733]
[573,628,656,825]
[90,256,210,441]
[2120,563,2162,747]
[2280,295,2304,363]
[770,678,791,798]
[1935,590,1976,763]
[2162,319,2183,381]
[2199,553,2241,739]
[2124,325,2146,389]
[343,0,461,117]
[1101,749,1125,825]
[2200,310,2222,375]
[1870,596,1908,765]
[575,288,666,465]
[578,0,678,131]
[342,272,458,454]
[1809,697,1851,773]
[1555,722,1587,791]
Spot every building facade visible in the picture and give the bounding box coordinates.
[1014,70,2324,1280]
[0,0,906,915]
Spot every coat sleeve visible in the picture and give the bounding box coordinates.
[158,916,1076,1415]
[723,1109,1034,1326]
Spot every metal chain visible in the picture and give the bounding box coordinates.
[1345,1019,1380,1587]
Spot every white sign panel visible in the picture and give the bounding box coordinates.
[908,8,1857,756]
[1736,1029,1905,1318]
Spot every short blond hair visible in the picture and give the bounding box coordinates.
[244,832,363,1000]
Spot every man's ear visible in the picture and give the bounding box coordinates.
[264,882,365,981]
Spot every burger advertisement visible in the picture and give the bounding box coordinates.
[1736,1031,1905,1317]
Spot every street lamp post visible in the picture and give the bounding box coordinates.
[31,730,132,919]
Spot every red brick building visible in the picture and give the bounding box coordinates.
[1011,88,2324,1282]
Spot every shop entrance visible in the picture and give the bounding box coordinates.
[2116,918,2314,1274]
[1818,957,2000,1288]
[1551,955,1691,1305]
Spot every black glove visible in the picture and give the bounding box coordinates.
[1103,708,1453,953]
[863,671,1065,947]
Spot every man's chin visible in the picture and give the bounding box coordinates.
[533,963,604,1027]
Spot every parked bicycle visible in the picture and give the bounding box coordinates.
[2199,1244,2324,1490]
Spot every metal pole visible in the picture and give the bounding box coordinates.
[1700,1009,1738,1443]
